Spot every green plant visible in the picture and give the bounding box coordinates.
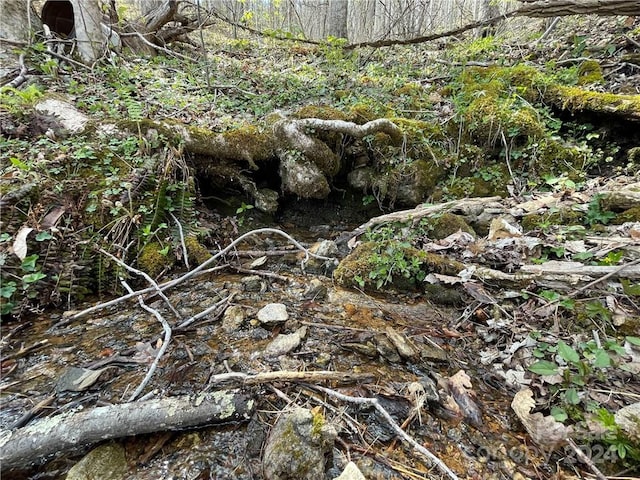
[235,202,254,226]
[586,195,615,226]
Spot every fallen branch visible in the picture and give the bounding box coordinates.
[63,228,335,324]
[208,370,375,388]
[121,280,172,402]
[0,390,254,472]
[309,385,460,480]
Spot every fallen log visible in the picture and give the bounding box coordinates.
[0,390,254,472]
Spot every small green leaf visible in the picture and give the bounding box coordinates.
[10,157,29,170]
[35,231,53,241]
[564,388,580,405]
[592,349,611,368]
[528,360,559,376]
[558,340,580,364]
[550,406,568,422]
[21,254,39,272]
[22,272,46,284]
[626,336,640,346]
[0,282,17,298]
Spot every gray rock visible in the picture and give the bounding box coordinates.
[305,240,339,275]
[263,407,337,480]
[242,275,266,292]
[257,303,289,324]
[222,305,245,333]
[333,461,366,480]
[254,188,280,214]
[303,278,328,300]
[264,326,307,357]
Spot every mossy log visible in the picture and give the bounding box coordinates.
[0,391,254,472]
[547,86,640,122]
[34,97,403,206]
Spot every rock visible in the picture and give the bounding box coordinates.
[615,402,640,443]
[257,303,289,324]
[222,305,245,333]
[254,187,280,214]
[263,407,337,480]
[333,461,366,480]
[242,275,265,292]
[304,240,339,275]
[303,278,328,300]
[347,167,374,190]
[279,154,330,199]
[65,443,127,480]
[264,326,307,357]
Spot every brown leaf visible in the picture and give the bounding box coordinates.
[447,370,483,427]
[511,388,571,451]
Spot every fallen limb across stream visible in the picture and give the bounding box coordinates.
[0,390,254,472]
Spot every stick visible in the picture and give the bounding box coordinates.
[207,370,375,388]
[67,228,335,322]
[121,280,172,402]
[100,248,182,320]
[175,293,234,330]
[309,385,460,480]
[169,212,190,270]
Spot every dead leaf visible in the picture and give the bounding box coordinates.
[41,206,66,229]
[56,367,106,392]
[488,217,522,241]
[447,370,483,427]
[12,226,33,261]
[511,388,571,451]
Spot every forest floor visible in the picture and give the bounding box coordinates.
[1,12,639,480]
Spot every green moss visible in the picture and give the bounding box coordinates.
[549,86,640,118]
[348,103,380,123]
[577,60,604,86]
[185,236,211,265]
[334,241,464,293]
[293,105,347,120]
[521,209,585,232]
[138,242,174,277]
[613,206,640,224]
[426,213,476,239]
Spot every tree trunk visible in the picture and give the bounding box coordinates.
[0,391,255,472]
[517,0,640,17]
[0,0,40,81]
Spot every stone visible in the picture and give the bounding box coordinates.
[222,305,245,333]
[264,326,307,357]
[257,303,289,324]
[242,275,265,292]
[303,278,328,300]
[66,443,127,480]
[263,407,337,480]
[333,461,366,480]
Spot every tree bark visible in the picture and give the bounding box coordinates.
[0,391,254,472]
[517,0,640,17]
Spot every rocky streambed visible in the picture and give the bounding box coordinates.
[1,232,546,480]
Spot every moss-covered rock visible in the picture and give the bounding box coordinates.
[334,240,464,293]
[425,212,476,239]
[138,242,175,277]
[185,236,212,265]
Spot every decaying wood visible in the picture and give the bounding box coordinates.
[350,197,502,239]
[0,390,254,472]
[208,370,375,387]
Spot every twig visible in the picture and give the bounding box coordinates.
[169,212,190,270]
[68,228,335,322]
[566,438,607,480]
[175,293,235,330]
[99,248,182,320]
[132,31,196,62]
[4,53,28,89]
[121,280,172,402]
[309,385,460,480]
[207,370,374,388]
[568,257,640,298]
